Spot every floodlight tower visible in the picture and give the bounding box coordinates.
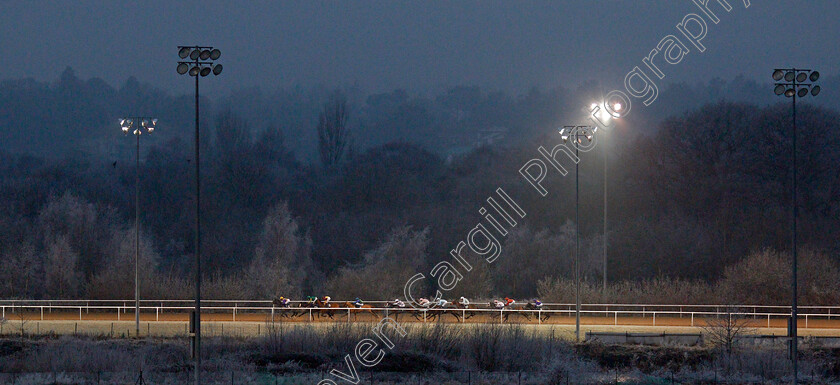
[559,125,597,343]
[177,45,222,385]
[772,68,820,385]
[119,117,157,338]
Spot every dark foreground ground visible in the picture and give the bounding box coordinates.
[0,323,839,384]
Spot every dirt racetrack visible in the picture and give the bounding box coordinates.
[4,306,840,338]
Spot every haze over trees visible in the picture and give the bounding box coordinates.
[0,69,839,303]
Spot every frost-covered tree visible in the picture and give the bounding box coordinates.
[87,226,160,299]
[327,225,429,299]
[246,202,314,298]
[44,235,82,298]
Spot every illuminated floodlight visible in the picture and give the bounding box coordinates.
[773,70,784,81]
[559,127,571,141]
[590,103,598,110]
[784,88,795,97]
[613,102,622,111]
[189,66,200,76]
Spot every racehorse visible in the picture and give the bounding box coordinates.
[523,301,550,322]
[426,300,464,322]
[385,302,409,322]
[453,297,476,320]
[270,297,298,319]
[342,301,378,320]
[491,299,531,323]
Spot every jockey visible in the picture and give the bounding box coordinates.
[417,297,431,307]
[458,296,470,306]
[504,297,515,306]
[435,298,449,308]
[305,296,317,306]
[353,298,364,308]
[391,298,405,308]
[532,299,543,308]
[493,299,505,309]
[321,296,331,305]
[278,296,291,307]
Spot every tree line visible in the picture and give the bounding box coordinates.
[0,70,839,302]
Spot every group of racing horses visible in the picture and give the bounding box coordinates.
[270,296,550,322]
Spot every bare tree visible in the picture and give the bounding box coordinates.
[87,226,160,299]
[246,202,313,298]
[327,226,429,299]
[13,304,31,339]
[317,92,350,168]
[0,244,42,298]
[702,306,754,374]
[44,235,82,298]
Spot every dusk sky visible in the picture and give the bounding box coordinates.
[2,1,838,97]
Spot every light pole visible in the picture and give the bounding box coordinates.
[589,101,622,292]
[559,125,596,343]
[772,67,820,385]
[119,117,156,337]
[177,45,222,385]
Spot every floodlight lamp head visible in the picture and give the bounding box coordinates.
[796,72,808,83]
[785,71,795,82]
[189,50,200,60]
[177,63,189,75]
[200,67,211,77]
[209,49,221,60]
[199,50,211,60]
[774,84,786,95]
[810,71,820,82]
[797,88,808,97]
[772,69,784,81]
[212,64,223,75]
[811,85,821,96]
[178,47,191,59]
[784,88,795,97]
[189,66,200,76]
